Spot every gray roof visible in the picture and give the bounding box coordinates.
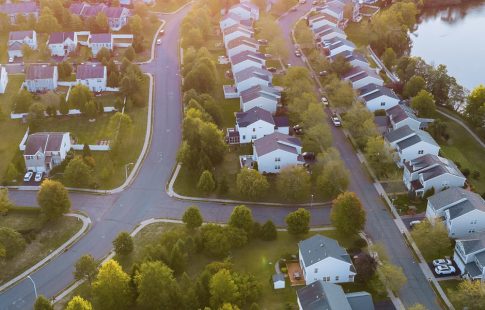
[428,187,483,212]
[9,30,34,41]
[273,273,285,282]
[299,234,353,267]
[24,132,67,156]
[230,50,265,66]
[297,281,352,310]
[386,104,419,124]
[395,130,439,150]
[314,24,344,37]
[346,292,375,310]
[226,36,258,49]
[464,261,483,278]
[253,132,301,156]
[223,23,253,36]
[384,125,414,144]
[26,64,56,80]
[77,64,105,79]
[421,164,463,182]
[240,84,280,103]
[308,12,339,24]
[358,84,399,102]
[330,50,366,64]
[234,66,271,84]
[459,237,485,255]
[236,107,274,127]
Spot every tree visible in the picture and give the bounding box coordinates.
[3,163,19,183]
[200,224,247,258]
[74,254,97,283]
[325,77,356,109]
[59,94,69,115]
[113,232,134,256]
[96,47,111,62]
[92,260,132,310]
[229,205,254,235]
[285,208,310,236]
[169,240,188,275]
[68,84,93,112]
[449,280,485,310]
[124,46,136,61]
[36,7,61,32]
[135,261,180,309]
[12,88,33,113]
[210,269,239,309]
[410,221,452,259]
[276,166,311,202]
[236,168,269,199]
[260,220,277,241]
[331,192,366,236]
[411,90,436,117]
[109,112,134,160]
[197,170,216,194]
[27,102,45,130]
[58,61,73,80]
[377,262,407,293]
[182,206,203,229]
[343,104,379,148]
[0,188,13,215]
[34,295,53,310]
[0,227,26,259]
[354,253,377,283]
[295,21,314,48]
[316,160,349,199]
[465,85,485,127]
[365,136,395,178]
[403,75,426,99]
[95,12,109,32]
[65,296,93,310]
[381,47,397,69]
[63,156,93,188]
[37,179,71,221]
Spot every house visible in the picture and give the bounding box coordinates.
[8,30,37,59]
[239,84,281,113]
[342,66,383,89]
[47,32,78,57]
[357,83,400,111]
[230,50,266,74]
[226,36,259,58]
[297,281,374,310]
[223,24,254,47]
[228,2,260,21]
[25,64,58,92]
[23,132,71,174]
[227,107,289,144]
[298,234,356,285]
[220,13,245,31]
[322,37,355,57]
[272,274,285,290]
[321,1,345,21]
[234,66,272,93]
[403,154,466,197]
[89,33,113,56]
[330,50,368,69]
[329,0,361,21]
[386,104,431,131]
[314,25,347,42]
[0,66,8,94]
[453,235,485,280]
[384,125,440,166]
[0,2,39,24]
[76,64,107,92]
[426,188,485,238]
[240,132,303,173]
[69,3,130,31]
[308,13,339,31]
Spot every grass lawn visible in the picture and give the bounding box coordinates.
[0,209,83,283]
[439,279,461,308]
[116,19,162,62]
[150,0,190,13]
[390,194,427,215]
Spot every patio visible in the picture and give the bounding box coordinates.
[286,261,305,286]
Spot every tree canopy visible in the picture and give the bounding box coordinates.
[331,192,366,236]
[37,179,71,221]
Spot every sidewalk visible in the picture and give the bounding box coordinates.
[436,108,485,149]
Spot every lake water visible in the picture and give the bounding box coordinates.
[410,1,485,91]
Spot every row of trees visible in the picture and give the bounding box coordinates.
[255,15,288,61]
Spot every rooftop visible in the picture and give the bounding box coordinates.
[0,2,38,15]
[77,64,106,80]
[240,84,280,103]
[236,107,274,127]
[234,66,271,84]
[26,64,56,80]
[384,125,415,144]
[89,33,112,44]
[429,187,484,212]
[9,30,35,41]
[253,132,301,156]
[24,132,68,156]
[299,234,353,267]
[48,32,75,45]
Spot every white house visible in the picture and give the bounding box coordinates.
[323,37,355,57]
[226,36,259,58]
[239,84,281,113]
[69,3,130,31]
[234,66,272,93]
[330,50,368,69]
[297,281,374,310]
[308,13,339,31]
[25,64,58,92]
[0,66,8,94]
[8,30,37,59]
[47,32,78,57]
[220,13,244,31]
[76,64,107,92]
[298,235,356,285]
[228,2,260,21]
[358,83,400,111]
[88,33,113,56]
[23,132,71,174]
[454,236,485,280]
[0,2,39,24]
[321,1,345,21]
[426,188,485,238]
[314,25,347,42]
[342,66,383,89]
[223,24,254,47]
[403,154,466,197]
[386,104,430,131]
[384,125,440,166]
[330,0,361,21]
[240,132,303,173]
[230,50,266,74]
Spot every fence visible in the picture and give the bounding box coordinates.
[10,107,116,119]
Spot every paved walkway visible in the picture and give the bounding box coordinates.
[437,108,485,149]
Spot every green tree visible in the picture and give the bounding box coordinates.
[229,205,254,236]
[197,170,216,194]
[95,12,109,32]
[135,261,180,309]
[0,188,13,215]
[182,206,203,229]
[410,221,452,259]
[200,224,247,258]
[124,46,136,62]
[59,94,69,115]
[169,240,188,275]
[465,84,485,127]
[12,88,33,113]
[74,254,98,283]
[63,156,93,188]
[316,160,350,199]
[0,227,26,259]
[285,208,310,236]
[108,112,134,160]
[27,102,45,130]
[325,77,356,109]
[331,192,366,236]
[411,90,436,117]
[210,269,239,309]
[365,136,395,178]
[381,47,397,69]
[58,61,73,80]
[36,7,61,32]
[260,220,277,241]
[113,231,134,256]
[449,280,485,310]
[3,163,19,183]
[65,296,93,310]
[96,47,111,63]
[37,179,71,221]
[236,168,269,199]
[377,262,407,293]
[276,166,311,202]
[34,295,53,310]
[343,104,379,148]
[92,259,132,310]
[403,75,426,99]
[67,84,93,112]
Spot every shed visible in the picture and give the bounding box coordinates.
[273,273,285,289]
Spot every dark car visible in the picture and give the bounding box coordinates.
[267,67,277,73]
[302,152,316,161]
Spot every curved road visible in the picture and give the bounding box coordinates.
[0,7,331,309]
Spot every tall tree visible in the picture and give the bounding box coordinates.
[325,77,356,109]
[285,208,310,236]
[229,205,254,236]
[65,296,93,310]
[74,254,98,283]
[381,47,397,69]
[449,280,485,310]
[316,160,350,199]
[37,179,71,221]
[365,136,395,178]
[92,260,132,310]
[135,261,180,309]
[411,90,436,117]
[276,166,311,202]
[197,170,216,194]
[403,75,426,99]
[182,206,203,230]
[63,156,93,188]
[0,227,26,259]
[0,188,13,215]
[113,232,134,256]
[377,262,407,293]
[260,220,277,241]
[12,88,33,113]
[236,168,269,200]
[465,85,485,127]
[34,295,53,310]
[331,192,366,236]
[410,221,452,259]
[210,269,239,309]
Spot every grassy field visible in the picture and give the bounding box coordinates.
[0,209,83,283]
[150,0,190,13]
[439,279,461,308]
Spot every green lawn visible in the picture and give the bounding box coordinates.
[390,194,427,216]
[439,279,461,308]
[0,209,83,283]
[150,0,190,13]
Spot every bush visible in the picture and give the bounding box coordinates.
[461,168,471,177]
[472,170,480,180]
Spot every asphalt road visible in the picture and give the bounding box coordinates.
[278,4,440,309]
[0,7,331,309]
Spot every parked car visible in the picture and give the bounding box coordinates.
[319,70,328,76]
[435,265,456,275]
[264,53,273,59]
[321,96,328,106]
[432,259,452,267]
[267,67,277,73]
[302,152,315,161]
[34,172,43,182]
[159,29,165,35]
[257,39,268,45]
[331,116,341,127]
[293,124,303,134]
[290,6,297,11]
[23,171,34,182]
[156,39,162,45]
[294,50,301,57]
[8,57,14,63]
[409,220,421,228]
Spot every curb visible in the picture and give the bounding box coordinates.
[0,213,92,293]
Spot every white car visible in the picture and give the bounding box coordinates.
[34,172,43,182]
[433,259,452,267]
[321,96,329,106]
[435,265,455,275]
[23,171,33,182]
[156,39,162,45]
[294,50,301,57]
[8,57,14,63]
[409,220,421,228]
[331,116,341,127]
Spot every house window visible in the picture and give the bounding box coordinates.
[471,220,477,225]
[275,165,280,170]
[323,276,330,282]
[251,135,257,140]
[380,102,385,106]
[349,275,354,280]
[469,230,476,233]
[275,157,281,162]
[314,268,318,273]
[418,150,424,154]
[252,128,256,132]
[242,135,246,139]
[335,276,339,281]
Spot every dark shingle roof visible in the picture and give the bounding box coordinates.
[358,84,399,101]
[9,30,34,41]
[274,116,289,128]
[89,33,112,44]
[0,2,38,15]
[299,234,353,267]
[236,107,274,127]
[48,32,75,45]
[230,50,265,66]
[253,132,301,156]
[234,66,271,84]
[386,104,419,123]
[240,84,280,103]
[24,132,66,156]
[26,65,56,80]
[226,36,258,50]
[428,188,483,212]
[77,64,105,79]
[297,281,352,310]
[384,125,414,143]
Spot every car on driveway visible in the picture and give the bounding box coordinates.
[23,171,33,182]
[435,265,456,275]
[321,96,328,106]
[34,172,43,182]
[156,39,162,45]
[331,116,341,127]
[432,259,452,267]
[257,39,268,45]
[294,50,301,57]
[410,220,421,228]
[8,57,14,63]
[159,29,165,35]
[267,67,277,73]
[302,152,315,161]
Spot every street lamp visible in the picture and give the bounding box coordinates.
[124,162,134,181]
[27,275,37,299]
[310,194,314,207]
